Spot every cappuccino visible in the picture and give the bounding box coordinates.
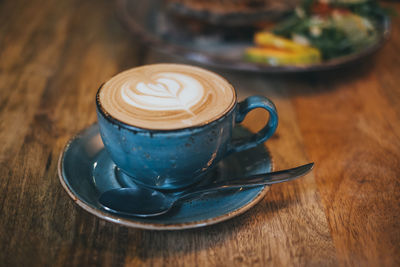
[98,64,236,130]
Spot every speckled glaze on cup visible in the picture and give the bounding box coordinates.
[96,70,278,190]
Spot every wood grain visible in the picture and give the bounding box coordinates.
[0,0,399,266]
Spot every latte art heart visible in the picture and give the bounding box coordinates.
[121,73,204,113]
[98,64,235,130]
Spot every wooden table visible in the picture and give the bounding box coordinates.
[1,0,399,266]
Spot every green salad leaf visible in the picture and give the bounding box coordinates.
[273,0,387,60]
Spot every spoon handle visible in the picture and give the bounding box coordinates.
[178,163,314,202]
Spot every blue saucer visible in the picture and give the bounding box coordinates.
[58,124,273,230]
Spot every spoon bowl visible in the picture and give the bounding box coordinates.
[100,187,175,217]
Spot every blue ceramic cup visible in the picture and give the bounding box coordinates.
[96,73,278,190]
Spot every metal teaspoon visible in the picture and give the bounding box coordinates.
[98,163,314,217]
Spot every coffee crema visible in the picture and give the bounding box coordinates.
[98,64,236,130]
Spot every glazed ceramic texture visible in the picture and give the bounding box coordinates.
[96,95,278,190]
[58,124,273,230]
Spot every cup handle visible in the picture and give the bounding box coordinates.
[227,96,278,154]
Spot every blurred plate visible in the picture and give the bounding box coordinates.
[116,0,390,73]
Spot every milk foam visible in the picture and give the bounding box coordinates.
[120,72,204,113]
[98,64,236,130]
